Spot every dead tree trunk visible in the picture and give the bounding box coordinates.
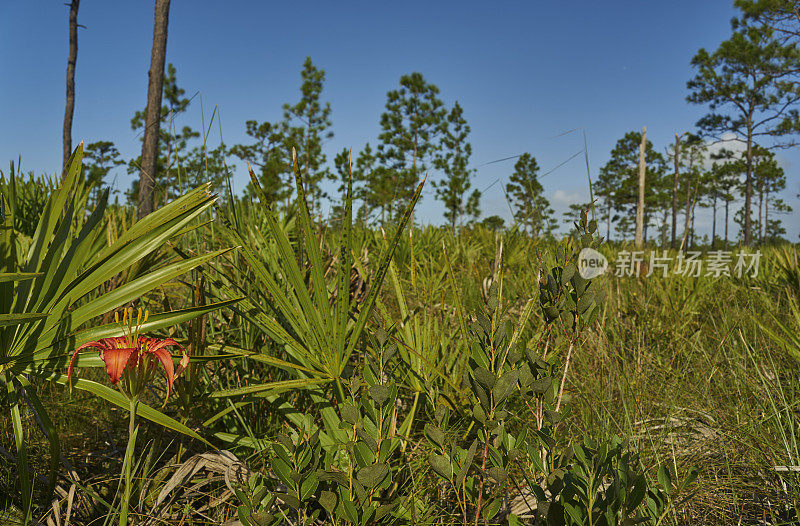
[671,133,680,248]
[62,0,80,174]
[635,126,646,249]
[138,0,171,219]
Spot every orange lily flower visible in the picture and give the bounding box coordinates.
[68,308,189,399]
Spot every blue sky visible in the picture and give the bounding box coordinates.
[2,1,798,240]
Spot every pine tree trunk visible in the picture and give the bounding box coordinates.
[711,196,717,249]
[635,127,646,248]
[743,123,753,246]
[681,155,693,251]
[724,200,729,250]
[764,188,770,243]
[62,0,80,174]
[643,212,649,242]
[138,0,171,220]
[671,134,680,248]
[758,187,763,244]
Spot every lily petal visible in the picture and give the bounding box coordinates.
[101,347,136,385]
[148,347,176,399]
[68,341,110,389]
[143,337,185,356]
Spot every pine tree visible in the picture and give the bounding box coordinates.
[231,120,293,204]
[480,215,505,231]
[751,146,790,243]
[734,0,800,50]
[505,153,554,237]
[83,141,123,205]
[465,190,481,226]
[432,102,476,231]
[377,72,446,221]
[709,148,743,248]
[667,132,704,248]
[183,143,230,195]
[687,21,800,245]
[282,57,333,213]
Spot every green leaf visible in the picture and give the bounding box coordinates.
[60,299,242,349]
[544,410,562,424]
[343,176,425,362]
[0,272,42,284]
[356,463,389,488]
[341,403,360,425]
[319,490,337,514]
[482,497,503,520]
[271,457,293,487]
[492,369,519,405]
[424,424,446,448]
[473,367,496,391]
[487,466,507,485]
[428,455,453,481]
[16,376,59,503]
[66,248,234,330]
[456,439,478,486]
[277,492,300,510]
[4,374,32,523]
[530,376,553,394]
[657,465,672,494]
[0,312,48,328]
[369,384,390,406]
[210,377,330,398]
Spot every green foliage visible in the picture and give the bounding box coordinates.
[0,145,226,520]
[231,119,294,204]
[82,141,123,204]
[235,332,403,525]
[377,72,446,221]
[128,63,200,206]
[0,162,54,238]
[596,132,668,241]
[687,17,800,245]
[543,436,695,526]
[234,472,282,526]
[481,215,506,232]
[211,149,424,450]
[506,153,556,237]
[432,101,477,231]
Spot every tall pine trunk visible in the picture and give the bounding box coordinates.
[711,195,717,249]
[138,0,171,219]
[671,134,680,248]
[724,200,730,249]
[764,187,770,243]
[758,186,763,244]
[681,160,692,250]
[62,0,80,174]
[743,122,754,246]
[634,127,646,248]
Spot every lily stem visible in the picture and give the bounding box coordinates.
[120,395,139,526]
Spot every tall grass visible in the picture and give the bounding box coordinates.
[2,147,800,524]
